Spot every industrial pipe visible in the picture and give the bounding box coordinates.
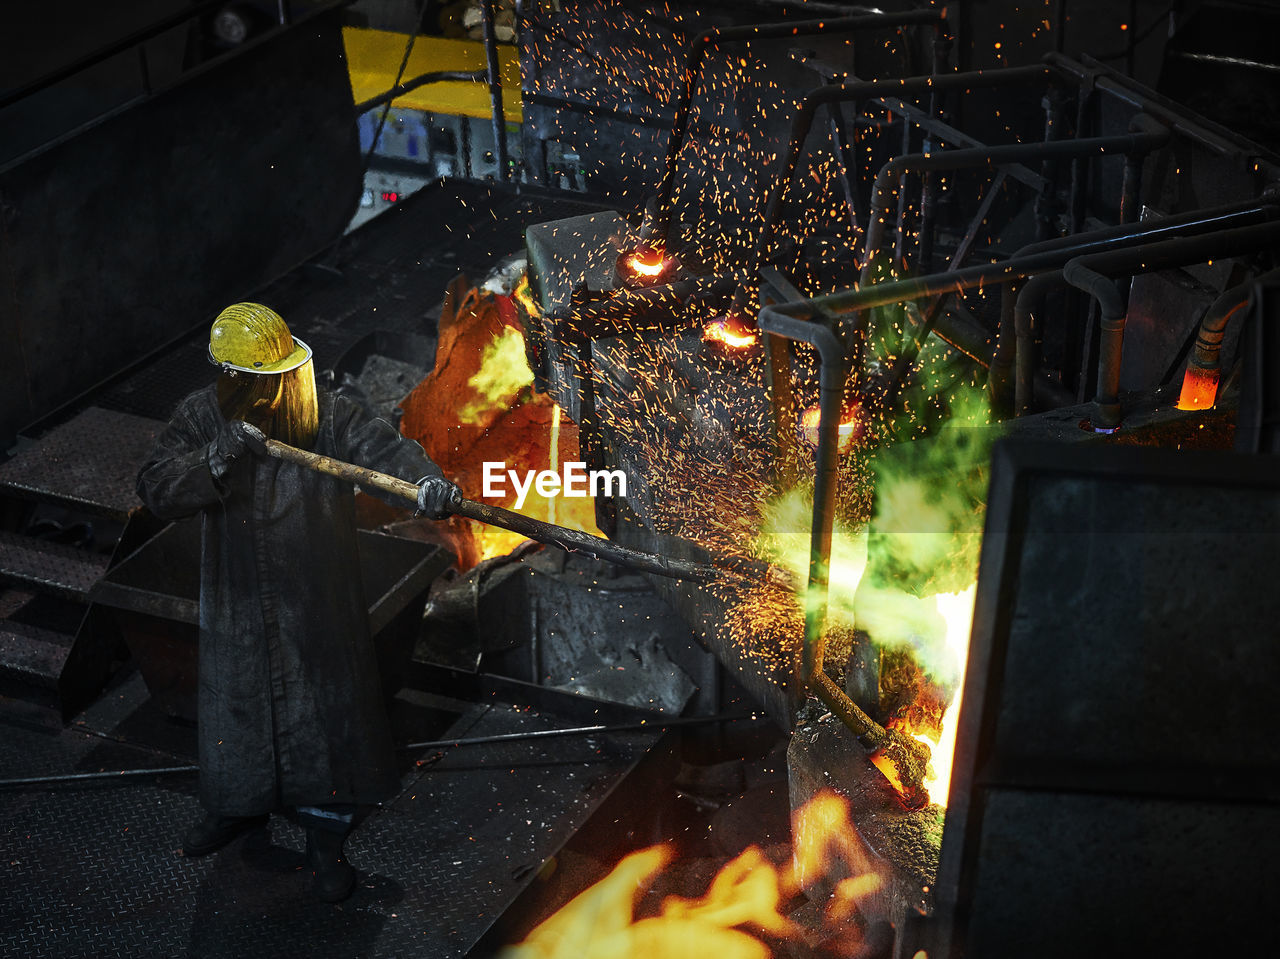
[1064,220,1280,429]
[649,9,947,250]
[858,117,1171,290]
[1013,272,1072,416]
[857,115,1169,394]
[758,203,1280,723]
[990,191,1280,412]
[730,63,1055,320]
[1178,266,1280,409]
[479,0,510,182]
[1046,52,1275,165]
[751,306,932,802]
[759,310,845,682]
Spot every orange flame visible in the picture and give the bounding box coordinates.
[503,789,886,958]
[703,319,760,349]
[1176,364,1220,411]
[514,273,542,318]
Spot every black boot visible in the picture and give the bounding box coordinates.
[182,813,268,857]
[305,825,356,903]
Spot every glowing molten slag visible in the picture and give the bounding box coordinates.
[799,405,860,452]
[1176,364,1220,410]
[703,318,760,349]
[501,789,884,959]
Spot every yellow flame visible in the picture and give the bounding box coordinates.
[909,585,976,806]
[828,875,884,924]
[791,789,884,926]
[503,845,786,959]
[661,847,800,939]
[504,789,885,958]
[459,326,535,424]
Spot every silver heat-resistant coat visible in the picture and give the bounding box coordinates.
[137,386,443,815]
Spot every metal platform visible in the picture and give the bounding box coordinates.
[0,407,162,520]
[0,530,111,602]
[0,668,665,958]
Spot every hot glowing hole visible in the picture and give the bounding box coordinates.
[627,251,669,277]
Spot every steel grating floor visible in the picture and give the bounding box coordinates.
[1,669,662,958]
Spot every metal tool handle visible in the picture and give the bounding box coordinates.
[262,438,720,584]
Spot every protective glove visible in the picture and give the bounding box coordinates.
[210,420,268,477]
[415,475,459,520]
[215,420,268,461]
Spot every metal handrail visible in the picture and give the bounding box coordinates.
[757,198,1280,745]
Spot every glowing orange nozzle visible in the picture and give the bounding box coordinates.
[1176,365,1220,411]
[627,250,668,277]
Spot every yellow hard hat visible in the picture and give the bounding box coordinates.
[208,302,312,374]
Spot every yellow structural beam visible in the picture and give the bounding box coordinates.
[343,27,522,123]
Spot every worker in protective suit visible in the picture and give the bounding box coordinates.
[137,302,457,903]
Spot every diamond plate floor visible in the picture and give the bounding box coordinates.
[0,670,661,958]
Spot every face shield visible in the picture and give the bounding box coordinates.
[208,303,319,449]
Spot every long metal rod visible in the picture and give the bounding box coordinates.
[650,9,946,250]
[479,0,511,182]
[260,438,794,590]
[0,714,760,788]
[0,765,200,788]
[403,711,758,751]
